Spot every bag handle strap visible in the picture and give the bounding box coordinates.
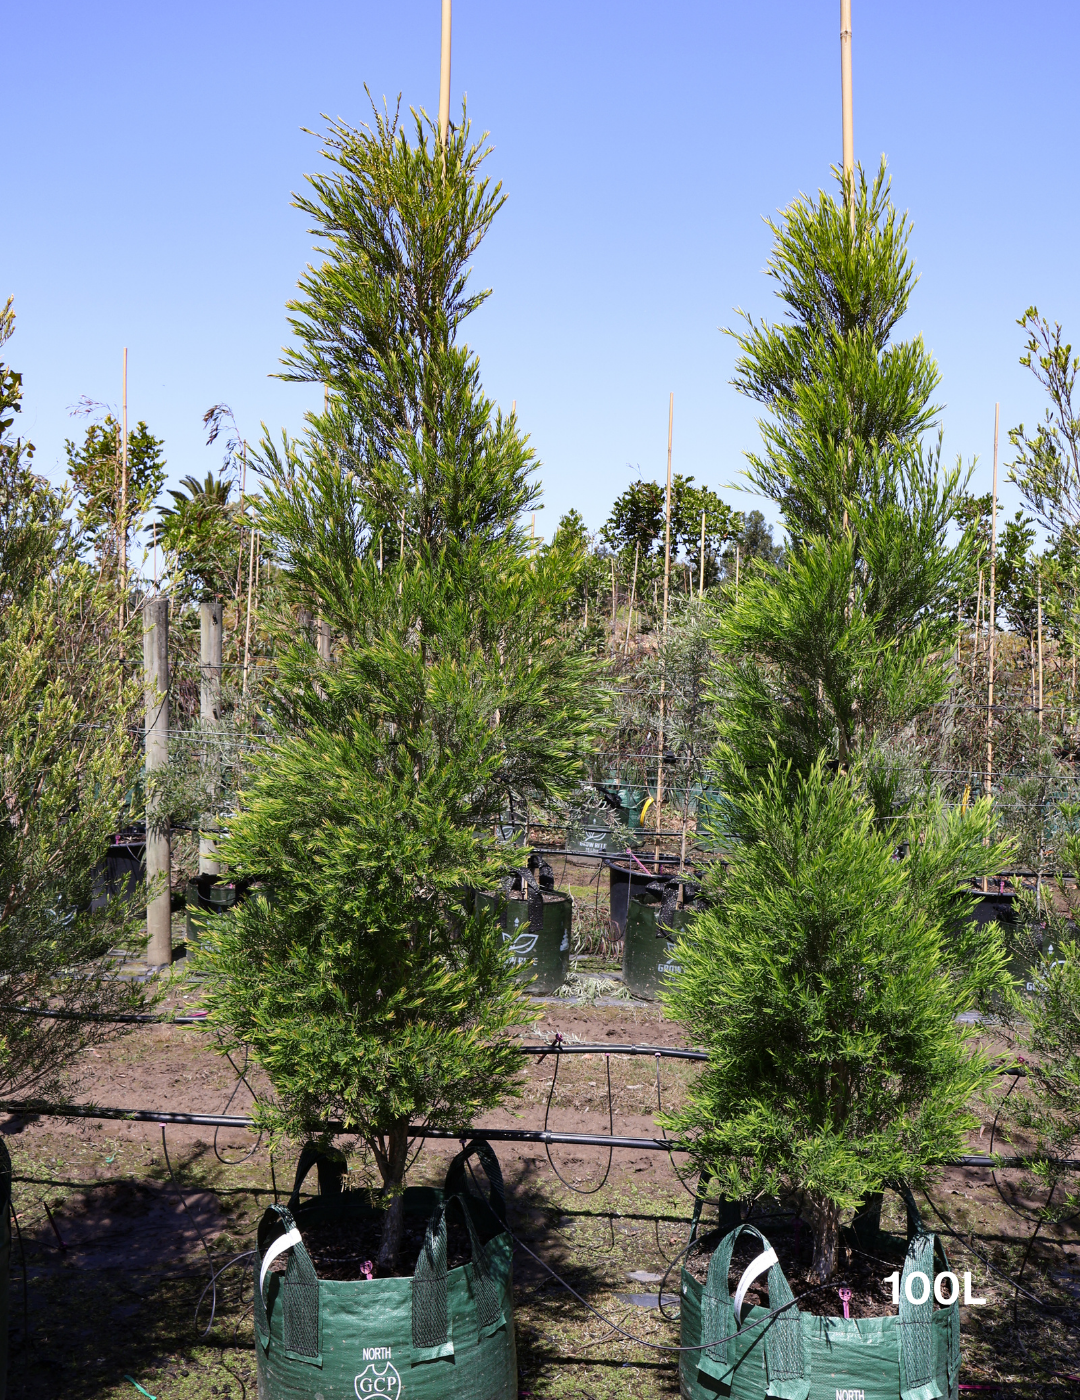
[253,1203,320,1364]
[703,1225,807,1395]
[688,1169,741,1245]
[444,1137,506,1224]
[412,1188,504,1356]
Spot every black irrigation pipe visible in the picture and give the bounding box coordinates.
[519,1041,708,1062]
[0,1100,675,1150]
[3,1006,210,1025]
[4,1098,1079,1168]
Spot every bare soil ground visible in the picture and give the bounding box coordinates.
[3,889,1080,1397]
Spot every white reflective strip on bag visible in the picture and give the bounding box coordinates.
[733,1247,778,1324]
[259,1227,303,1299]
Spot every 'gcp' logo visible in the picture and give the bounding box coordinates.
[354,1361,402,1396]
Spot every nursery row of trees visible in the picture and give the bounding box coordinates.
[5,97,1080,1282]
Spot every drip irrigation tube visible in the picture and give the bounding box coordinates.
[2,1098,1077,1167]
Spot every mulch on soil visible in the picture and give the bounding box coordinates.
[290,1200,478,1280]
[683,1212,915,1319]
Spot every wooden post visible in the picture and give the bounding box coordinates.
[438,0,452,149]
[623,542,640,654]
[199,599,223,876]
[698,509,706,598]
[655,393,674,869]
[143,595,172,966]
[120,348,129,628]
[1038,564,1044,734]
[318,616,331,664]
[840,0,855,233]
[242,525,257,695]
[985,403,1000,840]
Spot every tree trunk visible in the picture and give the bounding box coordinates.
[810,1197,841,1283]
[371,1119,411,1273]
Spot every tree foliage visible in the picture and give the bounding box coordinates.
[157,471,239,602]
[1,304,148,1099]
[1008,308,1080,547]
[663,760,1010,1281]
[196,106,607,1270]
[65,414,166,569]
[666,164,1004,1284]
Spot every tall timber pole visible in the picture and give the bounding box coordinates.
[439,1,452,149]
[199,599,223,876]
[841,0,855,232]
[144,596,172,966]
[654,393,674,871]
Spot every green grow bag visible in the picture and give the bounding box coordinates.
[1,1137,10,1400]
[622,880,702,1001]
[476,880,571,995]
[254,1141,517,1400]
[679,1220,960,1400]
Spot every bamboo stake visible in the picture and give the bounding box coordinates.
[698,509,706,598]
[438,0,452,149]
[956,594,963,666]
[610,556,617,639]
[655,392,674,870]
[971,567,983,677]
[1038,564,1044,734]
[735,544,741,600]
[235,441,248,634]
[120,347,129,629]
[242,525,257,695]
[840,0,855,234]
[623,542,640,655]
[984,404,1000,892]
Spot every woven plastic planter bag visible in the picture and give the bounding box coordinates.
[0,1137,10,1400]
[679,1217,960,1400]
[622,876,704,1000]
[254,1140,517,1400]
[476,864,571,995]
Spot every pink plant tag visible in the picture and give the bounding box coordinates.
[360,1260,374,1281]
[838,1286,852,1319]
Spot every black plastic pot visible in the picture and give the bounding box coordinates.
[621,878,703,1000]
[184,873,249,947]
[90,829,146,912]
[604,855,684,938]
[476,864,571,995]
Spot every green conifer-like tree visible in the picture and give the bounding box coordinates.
[664,165,1009,1282]
[196,104,606,1269]
[1,301,149,1100]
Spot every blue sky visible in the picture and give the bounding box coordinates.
[5,2,1079,553]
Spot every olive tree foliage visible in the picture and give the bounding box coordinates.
[0,300,148,1100]
[197,106,607,1270]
